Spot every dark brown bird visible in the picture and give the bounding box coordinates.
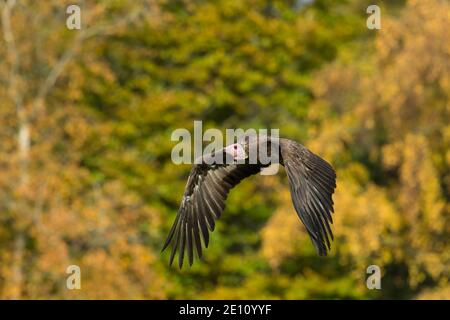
[162,135,337,268]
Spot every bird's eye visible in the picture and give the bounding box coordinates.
[234,145,238,150]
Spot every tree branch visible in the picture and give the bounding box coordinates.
[1,0,23,111]
[34,5,145,111]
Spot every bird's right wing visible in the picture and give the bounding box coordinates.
[162,162,261,268]
[280,139,337,256]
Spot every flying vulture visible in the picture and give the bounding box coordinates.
[162,135,337,268]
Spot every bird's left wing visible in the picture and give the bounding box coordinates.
[280,139,337,256]
[162,162,261,268]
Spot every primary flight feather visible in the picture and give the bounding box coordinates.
[162,135,337,268]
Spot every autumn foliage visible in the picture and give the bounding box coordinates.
[0,0,448,299]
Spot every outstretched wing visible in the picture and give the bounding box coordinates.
[280,139,336,256]
[162,162,261,268]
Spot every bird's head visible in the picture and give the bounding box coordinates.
[224,142,247,162]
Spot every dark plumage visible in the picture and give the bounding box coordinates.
[162,135,337,268]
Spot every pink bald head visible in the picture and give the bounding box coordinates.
[224,143,247,161]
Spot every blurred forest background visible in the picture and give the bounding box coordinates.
[0,0,448,299]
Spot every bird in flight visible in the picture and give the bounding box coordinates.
[162,134,336,268]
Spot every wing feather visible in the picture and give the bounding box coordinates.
[280,139,336,256]
[192,207,203,258]
[162,162,261,268]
